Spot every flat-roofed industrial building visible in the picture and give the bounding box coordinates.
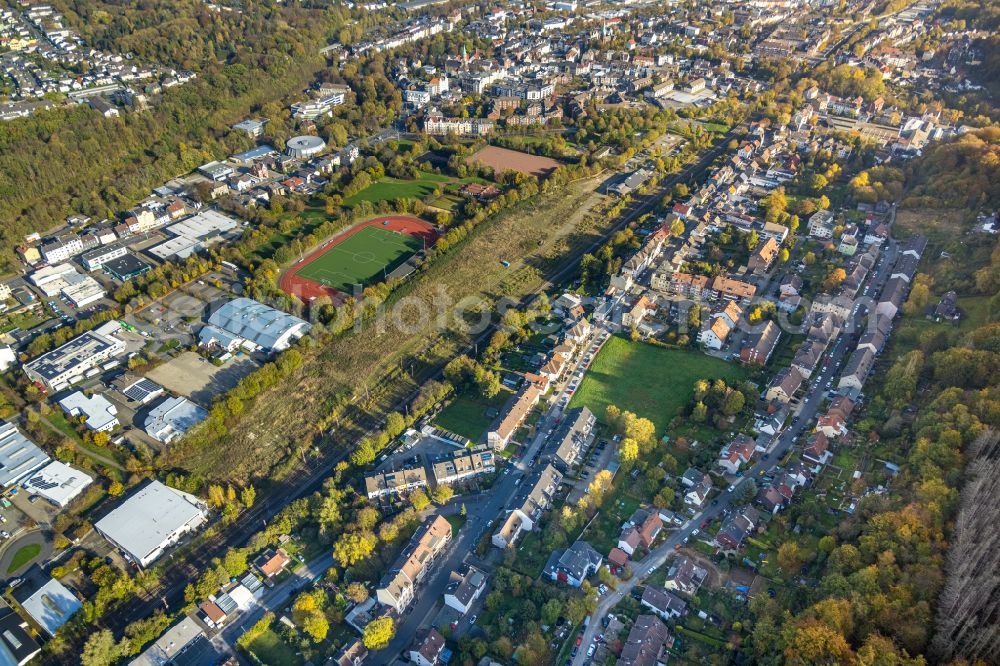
[94,480,208,567]
[23,324,125,391]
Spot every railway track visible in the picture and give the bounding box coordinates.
[82,127,747,648]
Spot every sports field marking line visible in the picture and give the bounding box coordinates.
[296,225,423,285]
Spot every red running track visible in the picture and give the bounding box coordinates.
[278,215,438,303]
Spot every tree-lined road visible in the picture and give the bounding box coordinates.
[573,229,899,664]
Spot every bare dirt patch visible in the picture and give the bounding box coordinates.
[146,351,259,406]
[466,146,562,178]
[164,178,608,483]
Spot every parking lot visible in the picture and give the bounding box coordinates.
[566,435,618,505]
[123,271,244,347]
[0,494,51,580]
[553,328,612,411]
[377,432,466,472]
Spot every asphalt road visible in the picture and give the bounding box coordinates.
[572,231,900,665]
[370,127,750,659]
[89,122,749,652]
[378,321,611,658]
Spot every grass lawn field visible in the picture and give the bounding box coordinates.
[247,628,303,666]
[446,514,467,535]
[296,226,423,293]
[343,171,451,206]
[701,122,731,134]
[434,390,511,441]
[890,295,992,356]
[6,543,41,574]
[0,308,49,335]
[568,337,747,434]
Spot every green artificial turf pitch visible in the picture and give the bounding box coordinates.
[296,226,423,293]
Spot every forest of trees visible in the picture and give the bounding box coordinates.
[0,0,365,270]
[931,430,1000,663]
[900,127,1000,211]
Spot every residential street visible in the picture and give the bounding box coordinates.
[377,465,525,657]
[572,230,899,665]
[219,552,334,646]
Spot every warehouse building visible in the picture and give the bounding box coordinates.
[0,421,49,488]
[148,210,240,261]
[22,461,93,508]
[57,391,119,432]
[19,578,82,637]
[197,161,234,181]
[81,240,130,272]
[103,253,152,281]
[144,396,208,444]
[28,263,105,307]
[206,298,311,352]
[0,607,41,664]
[130,616,221,666]
[95,480,208,567]
[28,263,77,296]
[23,324,126,391]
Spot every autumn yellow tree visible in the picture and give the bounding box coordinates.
[620,438,639,465]
[333,531,377,566]
[363,617,395,650]
[783,619,854,665]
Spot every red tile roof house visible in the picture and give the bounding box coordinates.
[757,485,786,514]
[200,600,227,628]
[409,628,446,666]
[255,547,291,578]
[816,413,847,439]
[608,547,629,569]
[637,512,663,547]
[718,435,756,475]
[803,432,833,466]
[817,396,855,438]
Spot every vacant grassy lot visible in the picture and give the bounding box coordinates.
[296,226,423,293]
[247,628,302,666]
[167,177,609,482]
[434,390,511,441]
[344,171,498,209]
[568,337,747,434]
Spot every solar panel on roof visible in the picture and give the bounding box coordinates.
[214,593,237,613]
[240,573,262,592]
[123,378,161,402]
[123,386,146,401]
